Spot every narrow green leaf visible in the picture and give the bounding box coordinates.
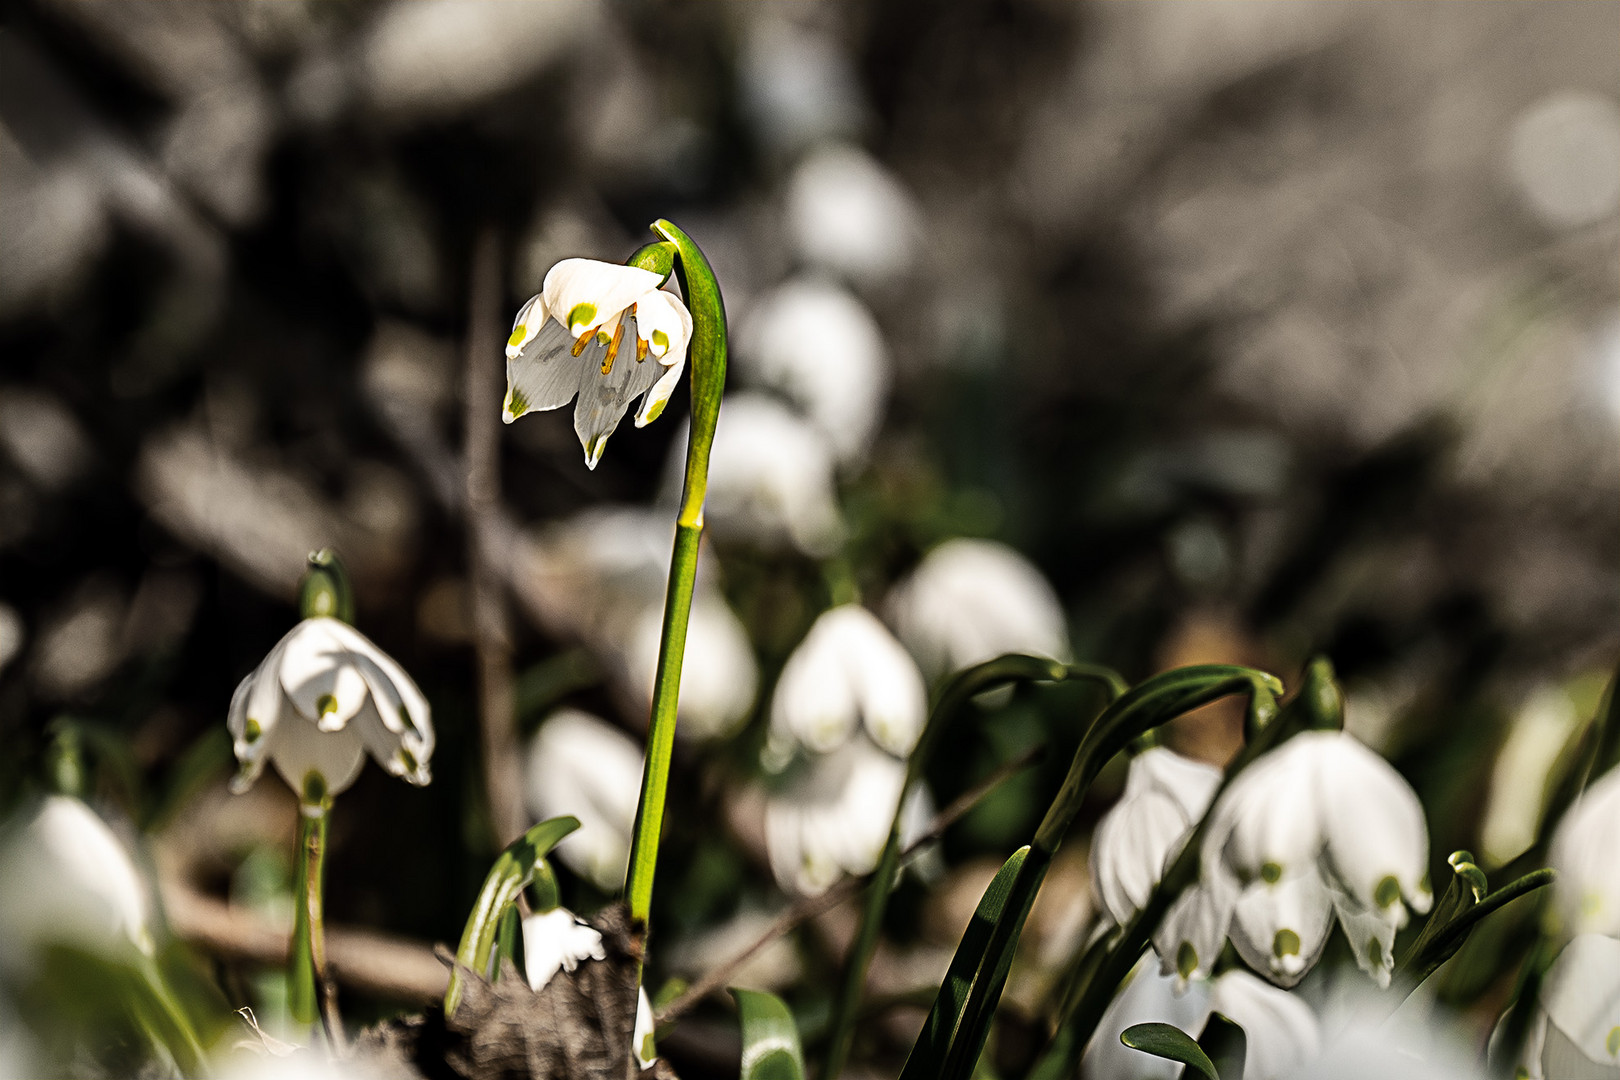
[732,988,805,1080]
[446,815,580,1016]
[1197,1013,1246,1080]
[1121,1023,1220,1080]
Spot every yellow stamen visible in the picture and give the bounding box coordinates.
[636,335,649,363]
[570,328,595,357]
[600,319,626,375]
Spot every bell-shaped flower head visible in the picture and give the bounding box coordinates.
[524,709,643,892]
[1091,747,1222,927]
[887,538,1070,680]
[1512,934,1620,1079]
[770,604,928,759]
[505,258,693,469]
[1549,764,1620,938]
[625,593,759,742]
[227,617,433,799]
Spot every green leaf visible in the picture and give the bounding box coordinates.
[899,847,1030,1080]
[1197,1013,1247,1080]
[1121,1023,1221,1080]
[732,988,805,1080]
[445,815,580,1016]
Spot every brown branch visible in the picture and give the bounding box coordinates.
[655,746,1046,1025]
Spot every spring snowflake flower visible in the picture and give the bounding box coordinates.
[227,617,434,797]
[1549,764,1620,938]
[504,258,692,469]
[1154,731,1431,991]
[523,709,643,892]
[1511,934,1620,1079]
[1090,747,1223,927]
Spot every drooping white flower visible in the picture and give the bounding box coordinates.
[1091,747,1222,927]
[504,258,693,469]
[625,593,759,742]
[666,392,845,557]
[770,604,928,759]
[227,617,433,798]
[738,278,889,465]
[1081,956,1319,1080]
[786,144,919,287]
[764,738,930,897]
[1549,765,1620,939]
[0,795,152,970]
[1512,934,1620,1080]
[520,906,657,1070]
[523,709,643,892]
[887,538,1070,680]
[1154,731,1432,990]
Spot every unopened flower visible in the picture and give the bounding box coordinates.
[521,906,657,1070]
[770,604,927,759]
[1154,731,1432,990]
[1513,934,1620,1080]
[227,617,433,798]
[505,258,692,469]
[1549,764,1620,938]
[0,795,152,969]
[1091,747,1222,927]
[887,538,1070,680]
[524,709,643,892]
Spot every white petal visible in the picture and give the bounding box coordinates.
[504,320,585,422]
[634,987,657,1068]
[1092,788,1198,927]
[541,259,663,335]
[1550,767,1620,938]
[572,318,665,469]
[1131,746,1223,822]
[242,636,293,784]
[632,288,692,365]
[1226,873,1336,989]
[1207,970,1321,1080]
[523,709,643,892]
[1310,732,1431,917]
[268,689,368,797]
[772,616,861,754]
[276,619,369,729]
[839,606,928,757]
[520,907,606,990]
[227,671,271,793]
[1215,738,1325,885]
[1329,889,1401,989]
[1153,876,1237,988]
[505,292,547,361]
[1081,955,1213,1080]
[321,620,435,781]
[1539,934,1620,1069]
[633,352,686,428]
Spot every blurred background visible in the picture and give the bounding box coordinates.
[1,0,1618,1075]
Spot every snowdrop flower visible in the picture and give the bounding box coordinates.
[504,258,692,469]
[764,739,930,897]
[786,144,919,287]
[1549,765,1620,938]
[227,617,433,798]
[887,538,1070,680]
[1512,934,1620,1079]
[1155,731,1431,990]
[524,709,642,892]
[625,593,759,741]
[521,906,657,1070]
[770,604,928,760]
[1091,747,1223,927]
[0,795,152,970]
[668,392,844,557]
[738,278,889,465]
[1082,957,1319,1080]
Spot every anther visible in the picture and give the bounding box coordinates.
[600,319,626,375]
[571,328,596,357]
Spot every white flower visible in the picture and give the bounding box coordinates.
[770,604,928,759]
[764,739,930,897]
[1513,934,1620,1079]
[786,144,919,287]
[227,617,433,798]
[523,709,643,892]
[1154,731,1432,990]
[504,258,693,469]
[1081,957,1319,1080]
[667,392,845,557]
[625,593,759,742]
[521,906,657,1070]
[1091,747,1222,927]
[0,796,152,971]
[887,538,1070,680]
[738,278,888,465]
[1549,765,1620,938]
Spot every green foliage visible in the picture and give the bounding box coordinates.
[732,988,806,1080]
[1121,1022,1221,1080]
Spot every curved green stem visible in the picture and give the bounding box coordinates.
[288,797,329,1028]
[624,220,727,936]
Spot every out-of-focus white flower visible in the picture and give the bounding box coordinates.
[1513,934,1620,1080]
[669,392,845,557]
[1481,686,1581,866]
[626,594,759,741]
[1091,747,1223,927]
[1155,731,1432,990]
[770,605,928,759]
[738,278,888,465]
[786,144,919,287]
[1081,956,1319,1080]
[521,905,657,1070]
[0,603,22,677]
[0,795,152,970]
[738,13,866,156]
[524,709,643,892]
[1301,1008,1487,1080]
[227,617,433,798]
[1550,765,1620,938]
[1506,90,1620,231]
[505,258,693,469]
[887,538,1070,680]
[764,739,930,897]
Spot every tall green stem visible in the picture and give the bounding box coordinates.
[289,796,329,1027]
[624,220,727,934]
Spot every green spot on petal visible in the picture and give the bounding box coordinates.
[1366,937,1384,968]
[651,328,669,352]
[568,302,597,332]
[397,747,418,776]
[1261,861,1283,884]
[316,694,338,717]
[244,718,262,742]
[1375,874,1401,908]
[1273,928,1301,958]
[506,387,529,417]
[642,397,667,425]
[1176,941,1197,979]
[1607,1026,1620,1058]
[507,326,526,348]
[303,771,328,804]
